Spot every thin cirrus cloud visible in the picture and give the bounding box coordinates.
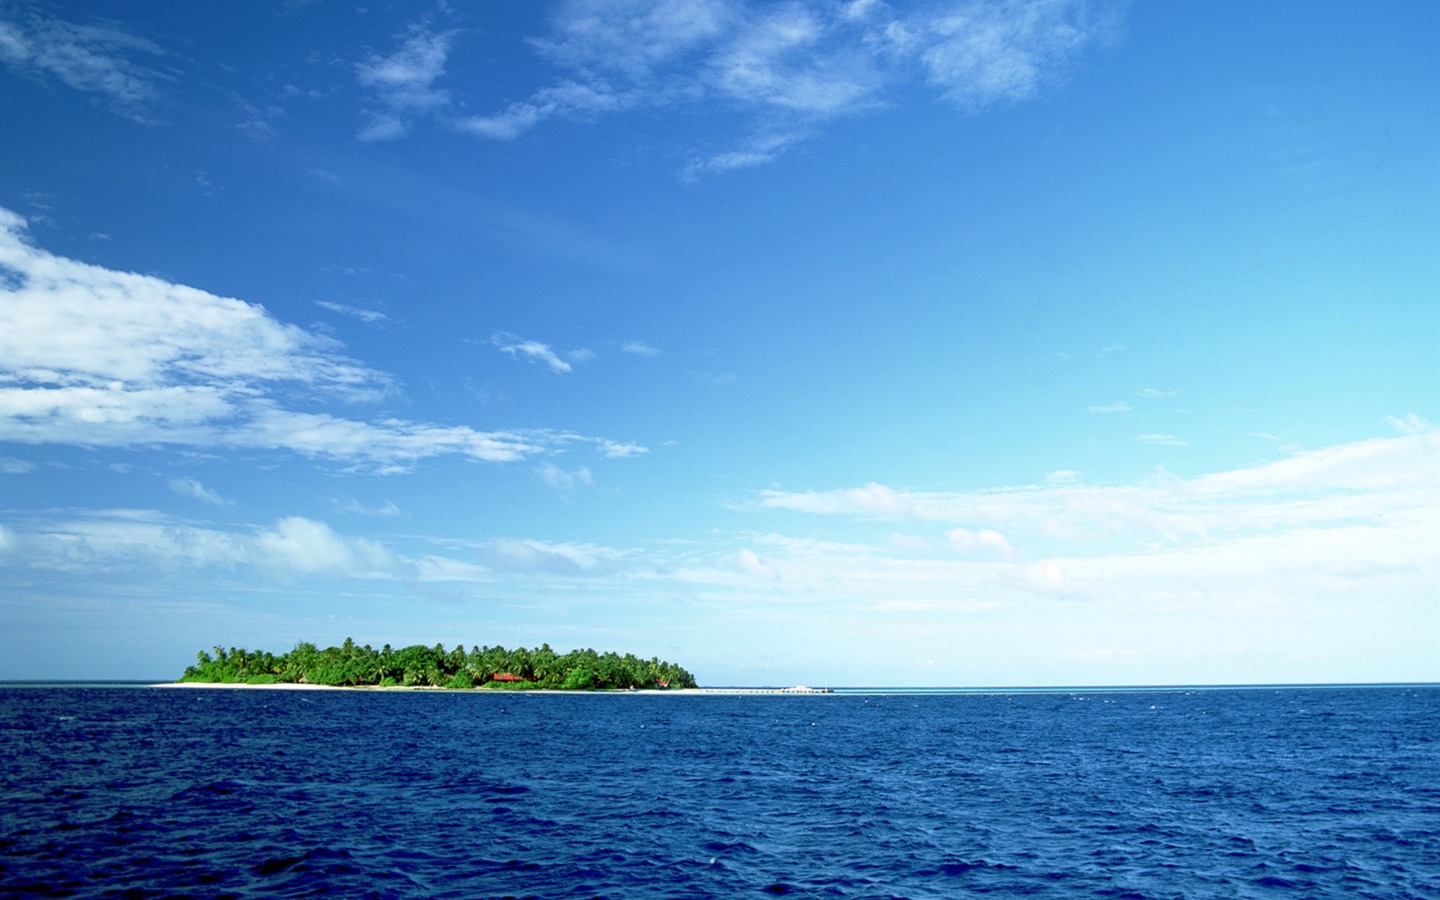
[0,510,393,579]
[0,13,168,122]
[168,476,231,507]
[315,300,390,326]
[360,0,1120,175]
[489,331,588,375]
[729,420,1439,615]
[355,25,457,141]
[757,420,1439,557]
[1138,433,1188,447]
[0,208,638,472]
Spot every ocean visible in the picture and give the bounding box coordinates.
[1,684,1436,898]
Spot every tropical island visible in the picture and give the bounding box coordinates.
[179,639,698,691]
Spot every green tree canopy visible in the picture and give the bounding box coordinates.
[180,639,697,690]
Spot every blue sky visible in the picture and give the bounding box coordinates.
[1,0,1436,685]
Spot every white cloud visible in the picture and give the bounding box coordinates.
[0,209,624,472]
[759,423,1440,557]
[1137,387,1178,398]
[490,331,580,374]
[681,131,806,181]
[168,476,230,507]
[456,79,632,139]
[1387,413,1431,436]
[911,0,1099,112]
[760,481,917,519]
[355,25,456,141]
[537,462,594,493]
[481,537,624,575]
[0,14,168,121]
[620,340,660,357]
[315,300,389,325]
[1088,402,1132,414]
[5,511,244,572]
[708,5,876,114]
[597,439,649,458]
[0,457,37,474]
[946,527,1014,558]
[256,516,393,575]
[0,511,391,578]
[415,554,493,583]
[0,208,385,399]
[532,0,734,78]
[335,497,402,517]
[449,0,1119,176]
[644,425,1438,677]
[0,510,622,583]
[736,547,778,580]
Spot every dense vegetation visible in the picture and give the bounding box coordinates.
[180,638,698,690]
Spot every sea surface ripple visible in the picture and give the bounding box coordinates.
[1,685,1436,898]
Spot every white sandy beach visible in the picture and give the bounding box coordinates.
[151,682,822,695]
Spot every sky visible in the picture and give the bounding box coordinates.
[0,0,1436,686]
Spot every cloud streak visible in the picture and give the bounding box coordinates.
[0,209,635,472]
[490,332,587,375]
[0,12,169,121]
[380,0,1119,176]
[169,477,230,507]
[758,421,1440,559]
[316,300,390,326]
[355,25,456,141]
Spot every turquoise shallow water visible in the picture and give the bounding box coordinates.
[2,685,1436,898]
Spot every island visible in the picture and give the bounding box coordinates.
[179,639,698,691]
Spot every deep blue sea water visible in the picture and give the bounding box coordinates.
[1,685,1436,899]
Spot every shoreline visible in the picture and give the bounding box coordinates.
[150,682,830,695]
[100,681,1440,694]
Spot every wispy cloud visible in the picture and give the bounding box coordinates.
[537,462,595,494]
[0,510,394,579]
[681,131,808,181]
[480,537,625,576]
[444,0,1121,175]
[946,527,1013,558]
[168,476,230,507]
[1137,433,1187,447]
[316,300,390,326]
[1088,402,1132,414]
[355,24,457,140]
[0,13,169,121]
[597,439,649,459]
[1136,387,1178,398]
[490,331,586,375]
[0,457,37,474]
[335,497,402,517]
[620,340,660,357]
[0,208,625,472]
[758,421,1438,558]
